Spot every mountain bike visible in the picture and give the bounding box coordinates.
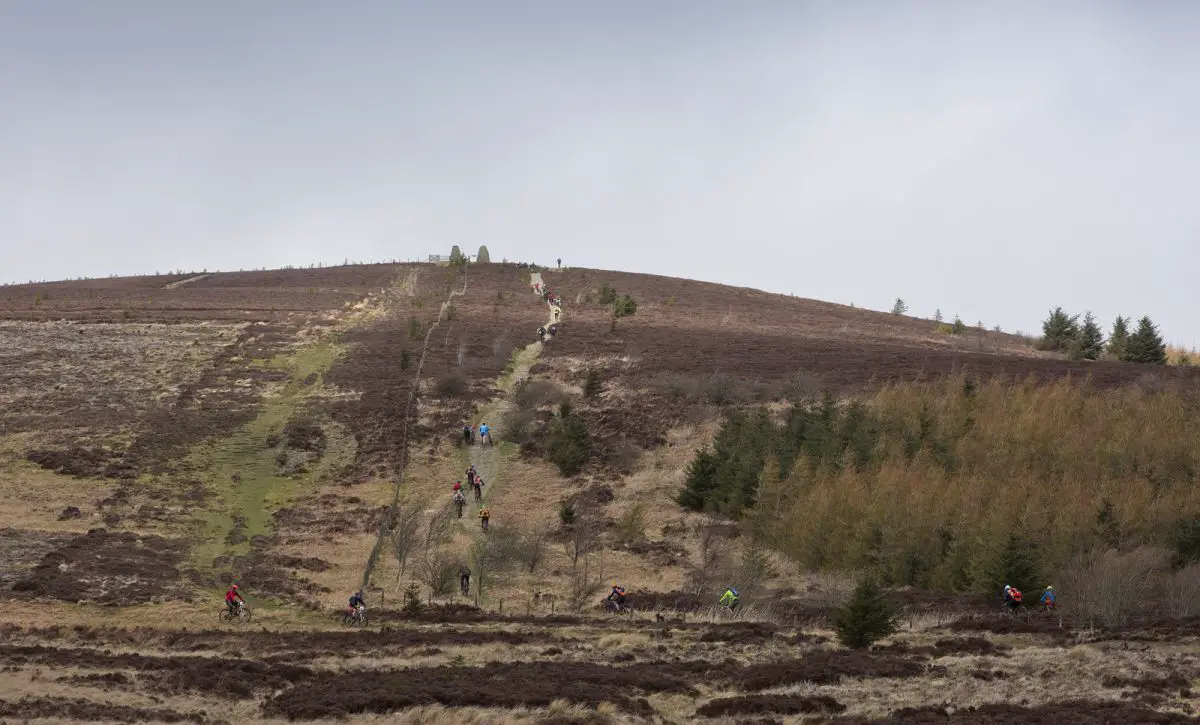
[219,602,252,623]
[342,606,368,627]
[603,598,633,616]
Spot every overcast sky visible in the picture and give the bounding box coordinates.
[2,1,1197,344]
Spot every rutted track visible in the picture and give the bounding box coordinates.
[360,270,470,588]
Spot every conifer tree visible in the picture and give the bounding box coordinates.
[1126,316,1167,364]
[1071,311,1104,360]
[1037,307,1079,353]
[832,578,900,649]
[891,298,907,315]
[476,245,491,263]
[1107,316,1130,360]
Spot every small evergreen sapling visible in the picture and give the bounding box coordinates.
[832,578,900,649]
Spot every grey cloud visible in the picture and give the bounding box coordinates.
[1,0,1197,344]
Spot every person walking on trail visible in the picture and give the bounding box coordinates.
[453,489,466,518]
[224,584,244,615]
[462,424,474,445]
[1039,586,1056,610]
[478,505,490,531]
[466,465,477,485]
[719,586,740,612]
[452,479,463,494]
[537,325,546,342]
[460,567,471,597]
[471,476,485,502]
[479,423,491,446]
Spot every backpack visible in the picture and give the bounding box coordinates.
[1011,589,1023,602]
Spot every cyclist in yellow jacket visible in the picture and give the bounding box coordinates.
[719,586,739,611]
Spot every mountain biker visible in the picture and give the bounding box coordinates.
[348,589,366,616]
[1003,584,1023,613]
[453,489,466,517]
[607,583,627,611]
[466,465,477,484]
[225,584,244,615]
[452,479,462,493]
[1039,586,1056,609]
[478,423,491,445]
[462,424,474,444]
[459,567,471,596]
[537,325,546,341]
[478,505,490,531]
[719,586,740,611]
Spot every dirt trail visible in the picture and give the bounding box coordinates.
[460,272,559,532]
[163,274,212,290]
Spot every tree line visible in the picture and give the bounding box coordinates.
[676,377,1200,600]
[1038,308,1168,364]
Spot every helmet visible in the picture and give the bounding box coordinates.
[1004,584,1010,590]
[231,584,238,590]
[1046,585,1053,590]
[730,587,739,596]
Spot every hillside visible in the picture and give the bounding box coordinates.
[1,260,1198,724]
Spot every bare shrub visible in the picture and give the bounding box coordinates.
[687,520,734,596]
[614,503,648,546]
[417,508,455,595]
[731,545,779,599]
[469,527,521,601]
[605,440,641,475]
[420,554,459,598]
[435,372,469,398]
[1164,562,1200,618]
[389,502,424,583]
[502,407,539,446]
[516,527,548,573]
[515,379,567,410]
[563,520,601,570]
[1059,546,1168,628]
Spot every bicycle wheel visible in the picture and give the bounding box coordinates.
[241,608,252,623]
[219,609,231,623]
